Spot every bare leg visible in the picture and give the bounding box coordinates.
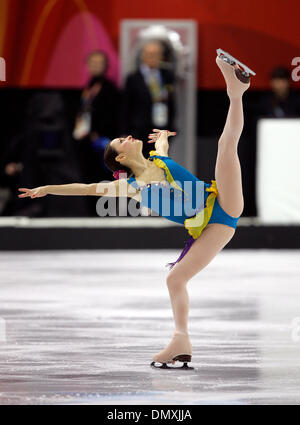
[152,56,252,364]
[215,56,250,217]
[166,223,234,333]
[152,223,234,363]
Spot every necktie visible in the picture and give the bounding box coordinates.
[148,71,161,102]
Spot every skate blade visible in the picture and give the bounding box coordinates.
[150,354,194,370]
[151,361,194,370]
[216,48,256,76]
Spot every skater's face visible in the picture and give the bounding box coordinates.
[110,135,143,160]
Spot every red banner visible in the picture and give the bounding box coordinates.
[0,0,299,89]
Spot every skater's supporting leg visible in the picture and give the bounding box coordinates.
[166,281,189,335]
[152,223,234,363]
[166,223,234,332]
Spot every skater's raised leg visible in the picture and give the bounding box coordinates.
[214,53,252,217]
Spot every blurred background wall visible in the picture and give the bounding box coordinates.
[0,0,300,219]
[1,0,299,89]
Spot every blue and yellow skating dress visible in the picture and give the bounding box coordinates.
[127,150,240,268]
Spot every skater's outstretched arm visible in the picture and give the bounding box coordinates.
[148,129,176,156]
[18,180,138,199]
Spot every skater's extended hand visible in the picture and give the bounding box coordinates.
[148,129,176,143]
[18,187,48,199]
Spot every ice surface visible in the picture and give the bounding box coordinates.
[0,249,300,405]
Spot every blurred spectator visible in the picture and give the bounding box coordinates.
[120,40,176,157]
[258,66,300,118]
[73,50,120,215]
[74,50,120,176]
[0,91,88,217]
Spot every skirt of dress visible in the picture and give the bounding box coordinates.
[166,180,240,270]
[166,180,218,270]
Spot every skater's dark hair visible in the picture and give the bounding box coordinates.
[104,142,134,178]
[270,66,290,81]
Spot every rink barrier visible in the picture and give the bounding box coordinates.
[0,217,299,250]
[0,216,259,228]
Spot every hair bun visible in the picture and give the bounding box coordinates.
[113,169,127,180]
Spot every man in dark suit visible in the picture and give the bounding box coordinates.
[120,41,176,157]
[74,50,121,215]
[258,66,300,118]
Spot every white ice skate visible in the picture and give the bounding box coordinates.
[216,48,256,82]
[150,332,194,370]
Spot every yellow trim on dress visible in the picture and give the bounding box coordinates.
[149,150,184,193]
[149,150,219,240]
[184,180,218,239]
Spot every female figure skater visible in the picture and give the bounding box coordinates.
[18,49,255,370]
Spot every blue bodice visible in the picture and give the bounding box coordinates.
[127,152,210,225]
